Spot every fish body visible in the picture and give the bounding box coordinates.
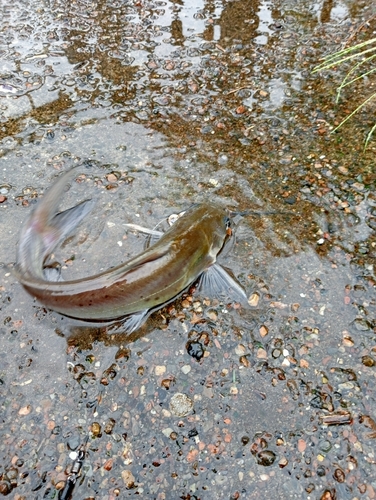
[15,167,246,330]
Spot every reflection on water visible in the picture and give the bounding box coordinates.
[0,0,365,133]
[0,0,376,498]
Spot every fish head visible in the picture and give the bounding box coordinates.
[189,202,231,258]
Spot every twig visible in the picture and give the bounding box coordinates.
[227,85,253,95]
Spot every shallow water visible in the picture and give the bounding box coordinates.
[1,0,376,498]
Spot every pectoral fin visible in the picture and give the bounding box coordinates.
[198,263,248,305]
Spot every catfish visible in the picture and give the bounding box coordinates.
[15,167,247,332]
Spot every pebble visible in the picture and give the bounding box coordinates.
[298,438,307,452]
[320,490,336,500]
[55,481,65,490]
[342,335,354,347]
[236,105,246,114]
[256,348,267,359]
[353,318,371,331]
[256,450,276,466]
[106,173,118,183]
[207,310,217,321]
[333,467,345,483]
[155,365,166,376]
[67,435,80,450]
[209,178,219,186]
[169,393,193,417]
[91,422,102,437]
[240,356,251,368]
[0,481,11,495]
[217,154,228,165]
[259,325,268,337]
[352,182,364,191]
[121,470,135,489]
[235,344,247,356]
[187,340,205,361]
[248,293,260,307]
[338,166,348,174]
[18,405,31,416]
[103,458,113,471]
[361,355,375,367]
[104,418,116,434]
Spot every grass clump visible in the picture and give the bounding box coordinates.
[313,36,376,149]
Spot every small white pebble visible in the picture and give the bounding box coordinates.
[209,178,219,186]
[155,365,166,376]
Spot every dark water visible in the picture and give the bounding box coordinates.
[0,0,376,498]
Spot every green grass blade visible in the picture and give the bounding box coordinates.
[364,120,376,151]
[336,55,376,102]
[339,64,376,91]
[314,36,376,148]
[313,45,376,72]
[314,37,376,68]
[332,91,376,133]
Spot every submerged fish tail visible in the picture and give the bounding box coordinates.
[16,168,95,279]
